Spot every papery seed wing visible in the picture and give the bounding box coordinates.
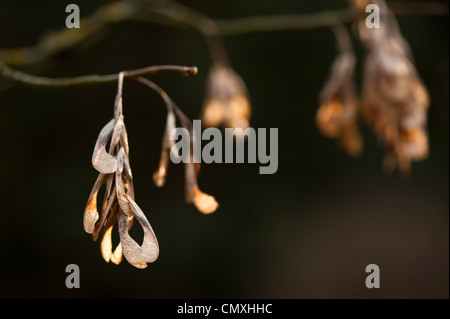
[116,147,125,173]
[83,174,106,234]
[153,152,169,188]
[320,53,355,103]
[118,197,159,269]
[101,224,122,264]
[110,243,123,265]
[92,119,117,174]
[122,153,133,181]
[120,122,130,157]
[101,225,113,262]
[123,156,135,200]
[109,115,124,154]
[127,195,158,249]
[115,149,131,216]
[105,173,114,198]
[193,187,219,215]
[118,212,146,268]
[93,183,117,241]
[154,111,176,188]
[99,203,122,264]
[164,111,177,147]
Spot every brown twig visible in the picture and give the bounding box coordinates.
[0,63,197,88]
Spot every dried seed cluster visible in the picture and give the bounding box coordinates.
[84,74,159,269]
[84,74,218,268]
[145,77,219,215]
[360,2,429,173]
[201,64,252,131]
[316,28,363,157]
[317,0,430,173]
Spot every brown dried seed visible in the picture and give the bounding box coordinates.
[153,112,177,188]
[202,99,224,127]
[122,156,135,200]
[316,99,346,138]
[193,186,219,215]
[100,224,123,264]
[122,152,133,181]
[109,115,124,154]
[120,121,130,157]
[115,151,131,217]
[153,165,167,188]
[110,244,123,265]
[92,119,117,174]
[117,197,159,269]
[92,183,117,241]
[316,47,361,156]
[83,173,106,234]
[319,53,355,102]
[400,128,429,160]
[202,65,251,129]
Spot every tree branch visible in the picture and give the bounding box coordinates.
[2,1,445,68]
[216,8,358,36]
[0,0,447,87]
[139,1,448,37]
[0,63,197,88]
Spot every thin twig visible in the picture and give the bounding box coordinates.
[0,63,197,88]
[216,9,358,36]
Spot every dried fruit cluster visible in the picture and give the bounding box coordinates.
[316,25,363,157]
[316,0,430,173]
[201,64,252,131]
[84,74,218,269]
[84,74,159,269]
[360,3,429,173]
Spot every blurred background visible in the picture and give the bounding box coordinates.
[0,0,448,298]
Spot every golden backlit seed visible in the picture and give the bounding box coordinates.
[316,100,345,138]
[203,99,225,127]
[202,65,251,130]
[193,186,219,215]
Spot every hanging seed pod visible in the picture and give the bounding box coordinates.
[153,111,177,187]
[358,1,430,173]
[202,65,252,131]
[137,77,219,215]
[316,25,363,156]
[84,73,159,268]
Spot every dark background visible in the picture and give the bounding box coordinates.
[0,0,448,298]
